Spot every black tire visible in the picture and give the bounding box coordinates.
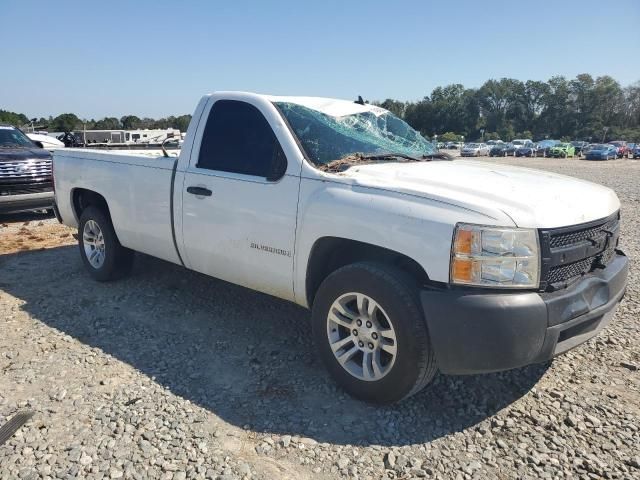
[311,262,437,404]
[78,206,134,282]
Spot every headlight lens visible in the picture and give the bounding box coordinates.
[450,224,540,288]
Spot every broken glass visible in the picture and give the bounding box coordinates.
[274,102,436,167]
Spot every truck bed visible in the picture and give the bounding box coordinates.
[53,149,182,265]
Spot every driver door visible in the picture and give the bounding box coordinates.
[180,98,301,301]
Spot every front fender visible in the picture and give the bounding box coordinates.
[292,177,512,307]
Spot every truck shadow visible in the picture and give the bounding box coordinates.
[1,245,548,447]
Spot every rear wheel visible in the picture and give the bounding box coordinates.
[312,262,437,404]
[78,206,134,281]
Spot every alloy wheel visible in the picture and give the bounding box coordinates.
[83,220,106,269]
[326,292,398,381]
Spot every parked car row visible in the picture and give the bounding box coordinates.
[451,138,638,161]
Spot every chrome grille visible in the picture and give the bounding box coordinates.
[0,159,52,180]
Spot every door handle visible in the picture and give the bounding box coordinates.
[186,186,212,197]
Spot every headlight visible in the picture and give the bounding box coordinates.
[450,223,540,288]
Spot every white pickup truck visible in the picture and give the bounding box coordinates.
[53,92,629,404]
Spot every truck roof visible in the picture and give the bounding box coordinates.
[208,91,389,118]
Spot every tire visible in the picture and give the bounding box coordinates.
[78,206,134,282]
[311,262,437,404]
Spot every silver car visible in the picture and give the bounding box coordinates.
[460,143,489,157]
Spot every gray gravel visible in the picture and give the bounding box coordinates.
[1,156,639,479]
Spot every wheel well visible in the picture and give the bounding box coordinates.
[306,237,430,307]
[72,188,111,221]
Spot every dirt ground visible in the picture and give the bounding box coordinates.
[0,214,75,255]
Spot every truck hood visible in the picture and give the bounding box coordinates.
[341,160,620,228]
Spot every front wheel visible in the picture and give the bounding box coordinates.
[78,206,134,281]
[312,262,437,404]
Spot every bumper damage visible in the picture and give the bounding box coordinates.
[421,251,629,375]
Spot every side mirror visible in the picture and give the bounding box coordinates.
[33,141,44,149]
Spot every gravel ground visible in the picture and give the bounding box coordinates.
[0,156,639,480]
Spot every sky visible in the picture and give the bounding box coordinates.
[2,0,639,119]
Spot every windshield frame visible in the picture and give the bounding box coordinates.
[272,101,436,168]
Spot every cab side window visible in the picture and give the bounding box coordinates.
[197,100,285,178]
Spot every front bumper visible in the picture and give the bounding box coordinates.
[421,251,628,375]
[0,191,54,214]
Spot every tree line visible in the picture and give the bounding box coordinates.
[0,110,192,134]
[2,73,639,142]
[376,74,639,142]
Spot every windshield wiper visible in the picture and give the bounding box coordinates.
[318,151,452,172]
[319,152,421,173]
[359,152,422,162]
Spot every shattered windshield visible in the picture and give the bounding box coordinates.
[274,102,436,167]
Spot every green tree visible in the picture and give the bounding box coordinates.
[93,117,121,130]
[484,131,500,140]
[120,115,142,130]
[51,113,81,132]
[621,82,640,128]
[173,115,192,132]
[477,78,522,135]
[377,99,406,118]
[404,97,434,136]
[0,110,29,127]
[439,132,463,142]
